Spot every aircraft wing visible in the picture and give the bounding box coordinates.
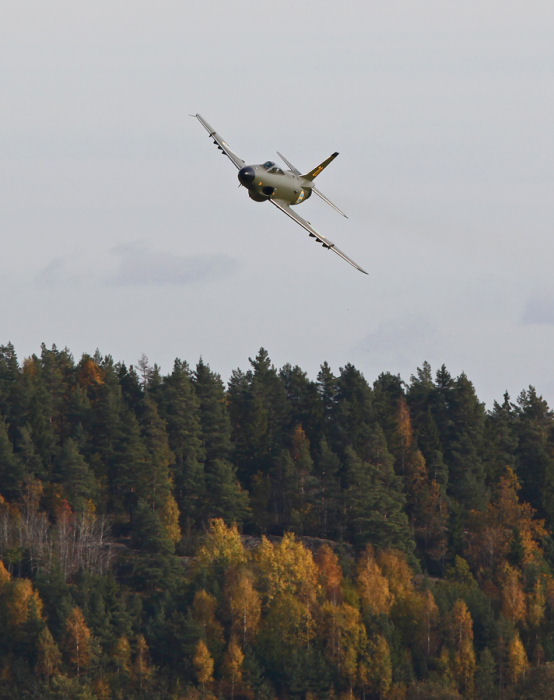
[270,199,367,274]
[194,114,245,170]
[276,151,301,175]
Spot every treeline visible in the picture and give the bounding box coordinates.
[0,342,553,698]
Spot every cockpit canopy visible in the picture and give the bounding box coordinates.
[262,161,284,175]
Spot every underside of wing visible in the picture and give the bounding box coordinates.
[270,199,367,274]
[194,114,245,170]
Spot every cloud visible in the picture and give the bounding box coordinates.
[522,296,554,325]
[35,257,80,287]
[108,244,239,286]
[34,244,239,288]
[357,316,438,368]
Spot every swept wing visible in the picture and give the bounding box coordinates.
[270,199,367,274]
[194,114,245,170]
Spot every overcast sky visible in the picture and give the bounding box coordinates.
[2,1,553,407]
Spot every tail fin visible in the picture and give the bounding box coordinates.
[302,152,339,181]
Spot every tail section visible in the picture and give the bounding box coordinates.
[302,152,339,181]
[277,150,348,218]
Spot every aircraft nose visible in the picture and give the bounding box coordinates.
[238,166,255,187]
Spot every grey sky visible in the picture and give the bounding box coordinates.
[1,1,553,406]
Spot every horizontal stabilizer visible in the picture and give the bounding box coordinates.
[312,186,348,218]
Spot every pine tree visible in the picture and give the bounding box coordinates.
[194,359,233,463]
[0,417,23,498]
[55,438,97,512]
[344,435,414,556]
[160,359,205,527]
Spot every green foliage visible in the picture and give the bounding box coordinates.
[0,343,552,698]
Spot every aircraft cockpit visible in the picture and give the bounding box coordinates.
[262,161,284,175]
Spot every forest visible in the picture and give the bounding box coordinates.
[0,342,553,699]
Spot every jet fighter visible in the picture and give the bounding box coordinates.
[194,114,367,274]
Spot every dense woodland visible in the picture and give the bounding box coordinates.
[0,343,554,698]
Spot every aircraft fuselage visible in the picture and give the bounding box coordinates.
[238,161,311,205]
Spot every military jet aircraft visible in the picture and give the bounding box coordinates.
[194,114,367,274]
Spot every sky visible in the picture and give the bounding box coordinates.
[1,1,553,407]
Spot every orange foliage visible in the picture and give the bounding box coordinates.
[315,543,343,605]
[465,467,547,578]
[77,358,105,389]
[64,606,92,676]
[0,560,11,587]
[377,549,414,600]
[397,397,413,453]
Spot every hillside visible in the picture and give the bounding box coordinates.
[0,342,553,699]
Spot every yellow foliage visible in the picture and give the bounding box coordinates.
[264,593,316,650]
[508,632,528,684]
[376,549,414,600]
[113,635,132,674]
[191,589,224,648]
[255,532,319,604]
[448,600,475,696]
[500,563,526,625]
[35,626,61,679]
[224,568,261,645]
[161,492,182,544]
[195,519,247,575]
[134,634,153,687]
[221,636,244,698]
[64,607,92,675]
[22,357,38,377]
[359,633,392,698]
[320,601,366,685]
[0,560,11,587]
[6,578,43,627]
[356,546,392,615]
[193,639,214,687]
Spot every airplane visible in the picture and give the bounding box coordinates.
[193,114,367,274]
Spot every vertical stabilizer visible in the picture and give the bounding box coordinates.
[302,152,339,181]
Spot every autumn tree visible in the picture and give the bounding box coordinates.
[446,599,476,697]
[133,633,154,691]
[224,567,262,648]
[193,638,214,693]
[507,631,528,685]
[35,625,62,680]
[315,543,343,605]
[221,636,244,700]
[64,606,92,678]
